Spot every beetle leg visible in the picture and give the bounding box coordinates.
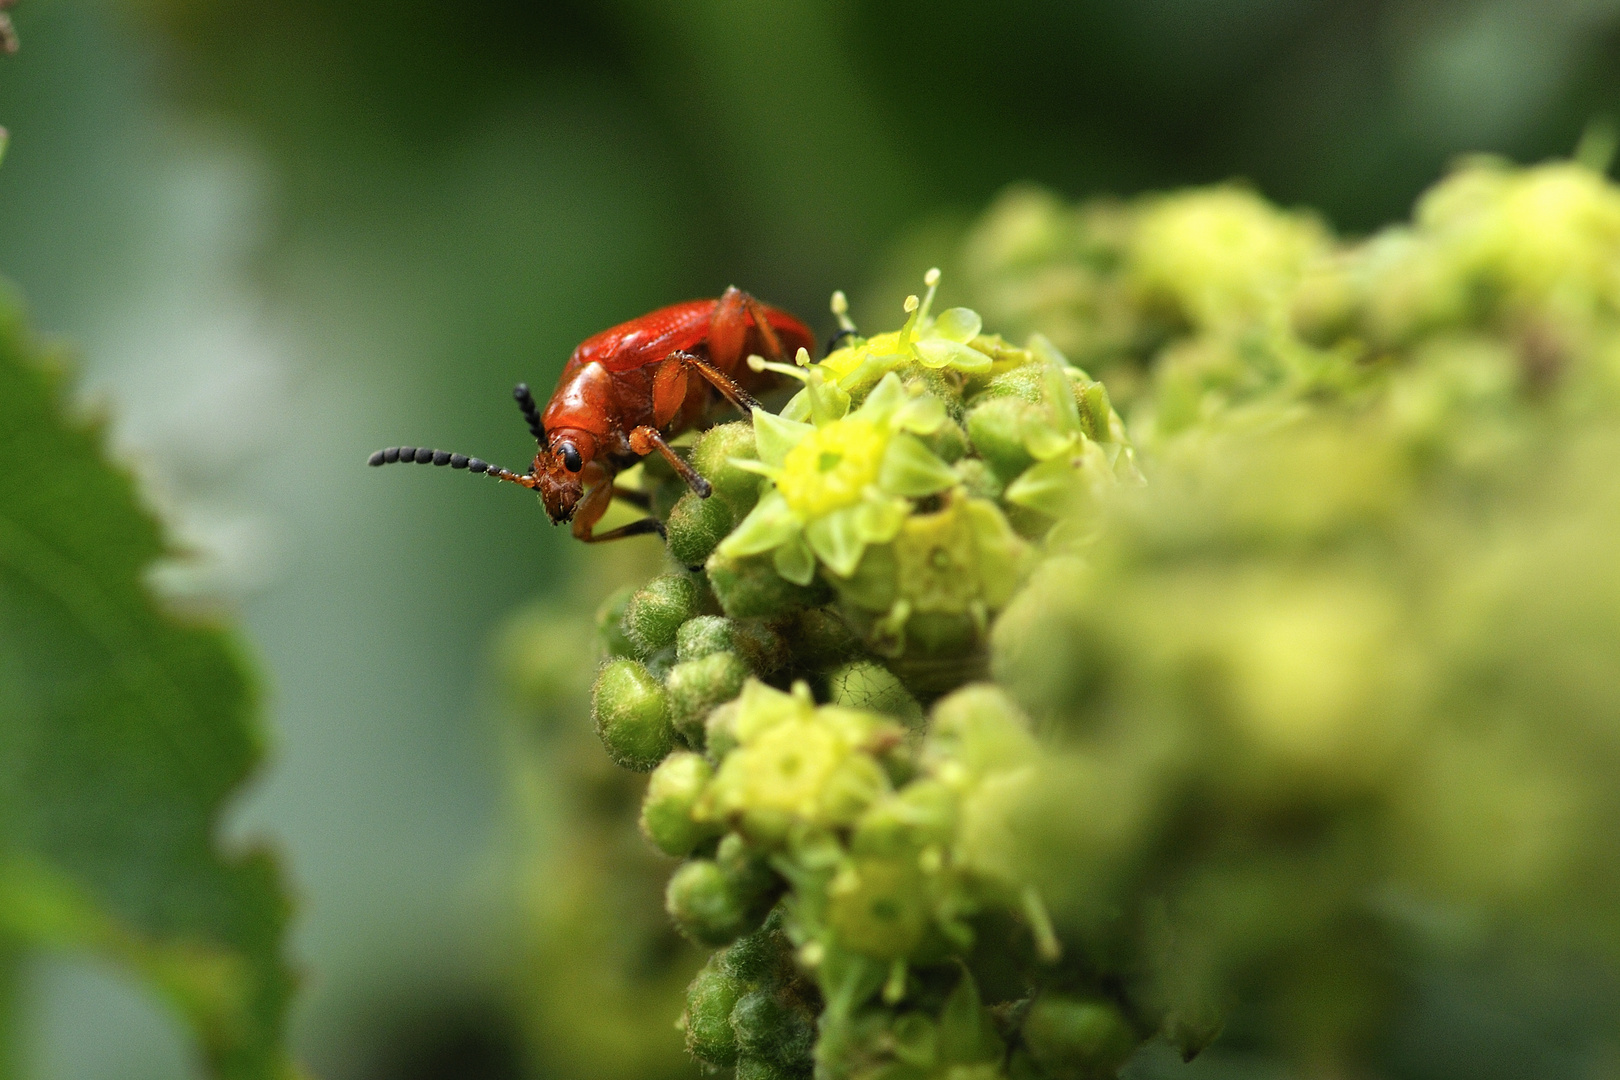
[629,424,713,498]
[611,486,653,510]
[739,293,786,362]
[706,286,750,370]
[668,349,763,416]
[652,352,691,428]
[571,477,666,543]
[709,287,787,368]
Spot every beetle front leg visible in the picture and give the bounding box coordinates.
[656,350,763,423]
[571,477,666,543]
[629,424,713,498]
[707,286,787,369]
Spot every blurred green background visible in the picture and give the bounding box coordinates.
[4,0,1620,1076]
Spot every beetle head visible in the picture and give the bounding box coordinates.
[532,429,595,523]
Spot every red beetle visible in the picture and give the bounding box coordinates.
[369,287,816,542]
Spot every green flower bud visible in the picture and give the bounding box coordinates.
[623,573,703,656]
[668,489,736,567]
[640,751,719,856]
[677,615,787,676]
[966,398,1037,482]
[826,856,929,960]
[734,1057,804,1080]
[591,658,673,771]
[705,699,741,762]
[666,859,756,946]
[731,989,817,1070]
[693,421,765,514]
[721,909,792,986]
[706,549,829,619]
[683,959,743,1066]
[594,585,638,659]
[1019,995,1139,1080]
[667,650,750,748]
[954,456,1004,502]
[667,834,778,946]
[677,614,735,662]
[716,832,780,904]
[920,417,970,463]
[785,607,862,671]
[828,660,922,726]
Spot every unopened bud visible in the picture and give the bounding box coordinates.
[731,989,817,1071]
[641,751,719,856]
[623,573,703,656]
[667,650,750,747]
[705,550,828,619]
[668,490,735,566]
[683,960,742,1066]
[1020,995,1140,1080]
[592,658,673,771]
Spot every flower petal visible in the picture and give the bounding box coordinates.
[853,494,908,545]
[805,367,852,426]
[1004,456,1087,518]
[858,372,907,424]
[933,306,983,343]
[719,491,799,556]
[753,407,814,467]
[880,432,960,497]
[894,394,947,435]
[805,507,867,578]
[915,338,992,373]
[773,532,818,585]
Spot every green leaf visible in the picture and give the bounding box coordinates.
[0,292,296,1078]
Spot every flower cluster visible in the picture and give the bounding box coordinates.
[504,154,1620,1080]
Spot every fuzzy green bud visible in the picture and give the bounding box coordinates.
[683,960,743,1066]
[594,585,638,659]
[721,910,791,986]
[667,650,750,747]
[666,835,777,945]
[677,615,787,676]
[786,607,862,671]
[640,751,719,856]
[731,989,817,1071]
[693,422,764,514]
[734,1058,804,1080]
[668,490,736,567]
[828,660,923,726]
[676,615,734,662]
[706,550,829,619]
[591,659,673,771]
[622,573,703,656]
[1019,995,1139,1080]
[966,398,1037,482]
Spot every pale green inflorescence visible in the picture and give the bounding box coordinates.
[504,153,1620,1080]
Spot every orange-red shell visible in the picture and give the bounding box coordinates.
[539,296,814,456]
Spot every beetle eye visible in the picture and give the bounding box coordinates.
[560,442,583,473]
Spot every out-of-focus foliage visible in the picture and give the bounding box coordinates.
[502,154,1620,1080]
[0,291,295,1078]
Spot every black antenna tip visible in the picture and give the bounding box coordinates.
[513,383,531,400]
[368,449,387,466]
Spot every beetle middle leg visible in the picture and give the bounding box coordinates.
[571,476,667,543]
[653,349,763,428]
[629,424,713,498]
